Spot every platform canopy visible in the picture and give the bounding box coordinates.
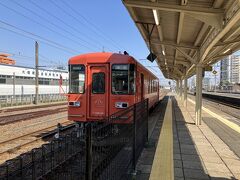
[123,0,240,80]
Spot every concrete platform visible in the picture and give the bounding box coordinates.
[136,94,240,180]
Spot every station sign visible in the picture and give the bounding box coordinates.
[147,52,157,62]
[212,70,217,75]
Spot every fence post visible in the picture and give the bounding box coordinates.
[10,97,13,107]
[51,142,54,170]
[32,150,35,180]
[132,104,137,175]
[6,164,9,180]
[146,99,149,142]
[19,157,23,180]
[42,146,45,176]
[86,123,92,180]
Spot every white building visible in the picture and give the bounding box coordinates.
[203,77,210,91]
[230,55,240,83]
[0,64,68,96]
[220,54,240,85]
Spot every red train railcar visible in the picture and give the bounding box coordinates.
[68,52,159,122]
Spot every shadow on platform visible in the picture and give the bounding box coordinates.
[136,96,237,180]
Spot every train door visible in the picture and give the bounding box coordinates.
[88,64,109,119]
[141,73,144,101]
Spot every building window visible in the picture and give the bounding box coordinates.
[0,78,6,84]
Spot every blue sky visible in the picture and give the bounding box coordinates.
[0,0,169,85]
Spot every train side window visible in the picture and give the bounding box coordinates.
[150,79,152,93]
[92,73,105,94]
[153,80,156,92]
[112,64,135,95]
[148,78,151,93]
[69,65,85,94]
[154,80,156,92]
[129,64,135,94]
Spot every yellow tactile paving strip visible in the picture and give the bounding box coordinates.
[149,97,174,180]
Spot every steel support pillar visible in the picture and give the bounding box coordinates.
[195,65,203,125]
[184,78,188,107]
[176,80,179,95]
[179,80,183,100]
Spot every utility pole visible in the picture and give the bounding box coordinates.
[212,70,217,93]
[214,74,217,92]
[13,72,15,97]
[35,41,39,104]
[66,77,68,93]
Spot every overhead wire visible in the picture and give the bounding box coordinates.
[0,20,79,54]
[39,54,67,68]
[61,0,140,56]
[47,0,114,52]
[11,0,102,51]
[28,0,108,52]
[61,0,123,50]
[0,50,59,66]
[0,1,95,51]
[0,50,33,59]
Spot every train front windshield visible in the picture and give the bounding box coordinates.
[112,64,135,95]
[69,65,85,93]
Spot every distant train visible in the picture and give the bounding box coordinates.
[68,52,159,122]
[0,64,68,96]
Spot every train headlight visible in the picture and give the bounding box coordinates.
[115,102,128,108]
[68,101,81,107]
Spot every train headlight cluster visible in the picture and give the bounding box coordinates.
[115,102,128,109]
[68,101,81,107]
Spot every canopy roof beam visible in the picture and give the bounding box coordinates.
[150,40,198,50]
[174,11,185,66]
[200,0,240,62]
[123,0,224,15]
[214,38,240,47]
[176,47,196,64]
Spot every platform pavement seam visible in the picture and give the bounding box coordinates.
[196,123,236,179]
[174,97,211,179]
[149,96,174,180]
[184,98,237,178]
[172,98,186,180]
[187,98,240,134]
[135,97,167,179]
[148,102,164,141]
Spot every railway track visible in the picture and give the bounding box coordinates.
[188,94,240,119]
[0,107,67,125]
[0,102,67,114]
[0,121,75,163]
[203,95,240,109]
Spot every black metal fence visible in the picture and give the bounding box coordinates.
[0,99,149,180]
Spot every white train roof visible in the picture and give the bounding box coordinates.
[0,64,68,79]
